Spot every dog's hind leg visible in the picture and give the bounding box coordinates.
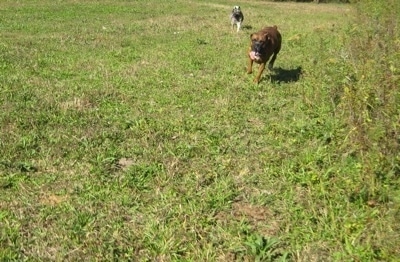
[269,38,281,70]
[268,53,278,70]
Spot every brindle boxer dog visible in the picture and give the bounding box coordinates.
[247,26,282,84]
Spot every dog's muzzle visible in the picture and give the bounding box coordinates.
[232,12,242,19]
[250,41,264,61]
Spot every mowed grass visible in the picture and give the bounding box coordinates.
[1,0,399,261]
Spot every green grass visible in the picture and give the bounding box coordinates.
[0,0,399,261]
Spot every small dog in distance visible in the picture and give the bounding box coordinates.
[231,6,244,32]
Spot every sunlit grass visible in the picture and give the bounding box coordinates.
[0,0,399,261]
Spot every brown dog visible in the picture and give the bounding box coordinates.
[247,26,282,84]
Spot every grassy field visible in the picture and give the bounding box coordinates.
[1,0,399,261]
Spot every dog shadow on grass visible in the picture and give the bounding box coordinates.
[242,25,253,30]
[269,66,303,83]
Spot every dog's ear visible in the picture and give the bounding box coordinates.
[264,33,271,42]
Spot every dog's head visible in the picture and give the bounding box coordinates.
[232,6,241,14]
[249,31,272,61]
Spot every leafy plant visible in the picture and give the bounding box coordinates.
[245,234,289,261]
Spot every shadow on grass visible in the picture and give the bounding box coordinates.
[242,25,253,30]
[270,66,303,83]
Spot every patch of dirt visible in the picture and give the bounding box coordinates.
[295,243,331,262]
[117,157,135,171]
[216,201,280,237]
[232,202,270,222]
[39,194,68,206]
[247,117,264,129]
[217,251,237,262]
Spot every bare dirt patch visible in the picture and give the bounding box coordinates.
[39,194,68,206]
[216,201,280,237]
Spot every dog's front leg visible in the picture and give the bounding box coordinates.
[254,62,266,84]
[247,58,253,74]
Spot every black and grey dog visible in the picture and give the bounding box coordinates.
[230,6,244,32]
